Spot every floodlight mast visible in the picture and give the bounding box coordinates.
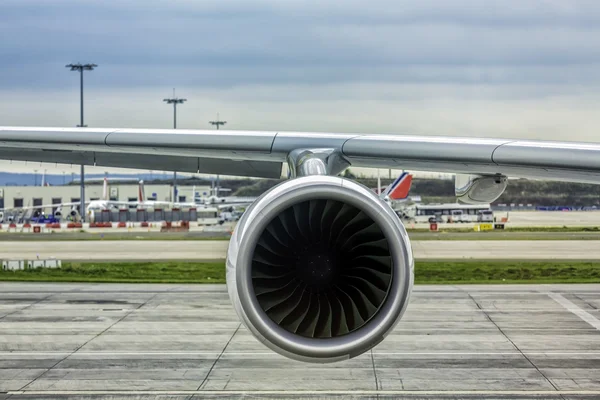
[209,113,226,130]
[163,89,187,201]
[209,113,227,194]
[66,63,97,222]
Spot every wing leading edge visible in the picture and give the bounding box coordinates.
[1,126,600,183]
[0,127,283,179]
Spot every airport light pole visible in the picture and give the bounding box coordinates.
[209,113,227,195]
[163,90,187,202]
[66,63,97,222]
[209,113,226,130]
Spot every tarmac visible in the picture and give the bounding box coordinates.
[503,211,600,227]
[0,282,599,399]
[3,240,600,261]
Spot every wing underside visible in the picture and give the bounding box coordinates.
[1,127,599,183]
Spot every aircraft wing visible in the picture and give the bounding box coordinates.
[104,200,144,207]
[213,202,253,210]
[1,127,600,183]
[1,200,135,213]
[0,202,81,212]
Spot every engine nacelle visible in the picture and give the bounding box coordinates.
[227,176,413,363]
[68,207,81,221]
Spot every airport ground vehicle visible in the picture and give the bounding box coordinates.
[409,203,492,223]
[196,208,221,225]
[1,126,599,363]
[478,209,495,222]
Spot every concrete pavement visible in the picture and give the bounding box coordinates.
[2,239,600,261]
[0,282,599,399]
[504,211,600,227]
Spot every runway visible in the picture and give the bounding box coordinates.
[3,240,600,261]
[0,283,599,399]
[504,211,600,227]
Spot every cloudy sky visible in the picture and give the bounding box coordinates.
[1,0,599,176]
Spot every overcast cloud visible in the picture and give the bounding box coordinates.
[1,0,599,175]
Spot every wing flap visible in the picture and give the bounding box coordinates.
[493,141,600,171]
[105,128,277,158]
[342,135,504,164]
[0,127,278,159]
[343,135,600,183]
[0,147,282,179]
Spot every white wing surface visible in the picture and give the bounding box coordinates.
[1,126,599,183]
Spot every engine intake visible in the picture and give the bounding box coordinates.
[253,199,392,339]
[227,176,413,363]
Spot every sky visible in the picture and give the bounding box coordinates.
[1,0,599,177]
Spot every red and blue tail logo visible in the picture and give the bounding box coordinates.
[383,172,413,200]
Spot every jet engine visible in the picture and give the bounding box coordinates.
[69,206,81,221]
[227,176,413,363]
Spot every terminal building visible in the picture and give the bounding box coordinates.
[0,182,210,211]
[0,182,222,224]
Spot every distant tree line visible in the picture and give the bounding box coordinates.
[146,172,600,206]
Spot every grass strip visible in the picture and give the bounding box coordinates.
[1,260,599,284]
[408,232,600,241]
[413,260,600,284]
[0,233,231,241]
[406,226,600,233]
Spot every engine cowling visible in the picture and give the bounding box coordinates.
[66,207,81,222]
[227,176,413,363]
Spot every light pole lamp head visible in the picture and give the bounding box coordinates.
[163,98,187,104]
[66,63,98,71]
[209,120,227,128]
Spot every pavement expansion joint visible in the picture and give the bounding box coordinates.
[1,283,599,397]
[465,291,562,392]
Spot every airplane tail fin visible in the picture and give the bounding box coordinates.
[383,172,413,200]
[138,180,146,202]
[102,177,108,200]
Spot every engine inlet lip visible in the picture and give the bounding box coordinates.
[235,176,413,362]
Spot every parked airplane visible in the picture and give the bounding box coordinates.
[135,180,176,208]
[179,182,256,209]
[372,171,414,201]
[137,180,212,209]
[0,178,132,222]
[1,126,599,363]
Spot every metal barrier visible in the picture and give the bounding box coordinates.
[153,209,165,221]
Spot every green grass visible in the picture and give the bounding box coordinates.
[408,232,600,241]
[0,232,231,241]
[1,260,599,284]
[0,262,225,283]
[507,226,600,232]
[414,260,600,284]
[406,226,600,233]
